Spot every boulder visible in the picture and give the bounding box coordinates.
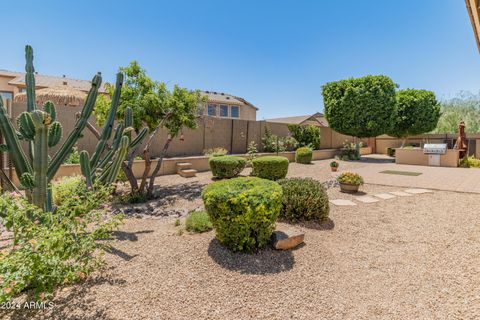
[272,229,305,250]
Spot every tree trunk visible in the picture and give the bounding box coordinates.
[146,138,172,198]
[122,148,139,193]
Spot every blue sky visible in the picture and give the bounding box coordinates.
[1,1,479,119]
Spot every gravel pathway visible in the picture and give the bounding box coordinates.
[5,182,480,320]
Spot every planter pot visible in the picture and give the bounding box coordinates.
[330,166,338,172]
[339,182,360,193]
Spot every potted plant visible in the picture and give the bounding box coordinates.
[336,172,364,193]
[330,160,339,172]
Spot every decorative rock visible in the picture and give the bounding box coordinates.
[272,229,305,250]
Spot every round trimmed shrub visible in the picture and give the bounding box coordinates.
[202,177,282,252]
[295,147,313,164]
[277,178,329,222]
[209,156,246,179]
[251,156,289,180]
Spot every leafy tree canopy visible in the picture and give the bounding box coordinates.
[95,61,203,135]
[388,89,440,138]
[287,124,320,149]
[432,91,480,134]
[322,75,397,138]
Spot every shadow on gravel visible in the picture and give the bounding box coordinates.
[105,246,139,261]
[297,218,335,231]
[208,239,295,274]
[151,182,204,205]
[112,230,154,242]
[358,157,395,164]
[5,276,125,320]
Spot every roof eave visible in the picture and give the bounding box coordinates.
[466,0,480,53]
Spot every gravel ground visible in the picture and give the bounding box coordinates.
[4,159,480,319]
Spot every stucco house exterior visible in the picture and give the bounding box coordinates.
[199,91,258,121]
[0,70,107,103]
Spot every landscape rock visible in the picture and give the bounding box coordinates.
[272,229,305,250]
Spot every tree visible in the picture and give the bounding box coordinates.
[322,75,397,155]
[387,89,440,147]
[432,92,480,134]
[94,61,203,199]
[287,124,320,149]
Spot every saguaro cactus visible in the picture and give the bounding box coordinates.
[0,45,130,211]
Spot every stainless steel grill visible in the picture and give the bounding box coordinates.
[423,143,447,155]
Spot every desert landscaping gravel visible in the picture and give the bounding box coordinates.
[4,159,480,320]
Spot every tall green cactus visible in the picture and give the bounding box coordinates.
[0,45,131,211]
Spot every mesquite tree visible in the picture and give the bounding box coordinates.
[387,89,440,147]
[95,61,203,198]
[322,75,397,155]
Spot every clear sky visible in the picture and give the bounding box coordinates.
[1,0,479,119]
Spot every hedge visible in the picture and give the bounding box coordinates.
[209,156,246,179]
[251,156,289,180]
[202,177,282,252]
[295,147,313,164]
[277,177,329,222]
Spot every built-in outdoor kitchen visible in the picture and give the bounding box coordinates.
[394,121,469,167]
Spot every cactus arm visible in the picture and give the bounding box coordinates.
[43,101,56,122]
[47,73,102,181]
[0,97,33,177]
[17,112,36,140]
[25,45,37,163]
[46,186,54,212]
[104,136,129,184]
[92,123,124,173]
[129,127,148,149]
[48,122,62,147]
[90,73,123,168]
[80,150,93,189]
[31,110,51,210]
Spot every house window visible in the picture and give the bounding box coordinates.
[0,91,13,102]
[231,106,239,118]
[219,105,228,117]
[207,104,217,116]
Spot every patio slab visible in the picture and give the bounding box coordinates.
[330,199,357,206]
[354,196,379,203]
[374,193,396,200]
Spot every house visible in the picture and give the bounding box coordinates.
[265,112,328,127]
[0,69,106,103]
[199,91,257,121]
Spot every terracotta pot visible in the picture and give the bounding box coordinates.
[339,182,360,193]
[330,166,338,172]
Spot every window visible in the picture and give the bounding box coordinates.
[231,106,239,118]
[20,88,27,93]
[219,105,228,117]
[0,91,13,102]
[207,104,217,116]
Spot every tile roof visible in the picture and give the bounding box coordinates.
[0,69,107,93]
[201,91,258,110]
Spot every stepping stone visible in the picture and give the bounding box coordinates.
[404,188,433,194]
[330,199,357,206]
[272,229,305,250]
[355,196,379,203]
[374,193,396,200]
[389,191,413,197]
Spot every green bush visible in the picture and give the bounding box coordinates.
[295,147,313,164]
[386,147,396,157]
[460,155,480,168]
[209,156,247,179]
[337,172,364,185]
[202,177,282,252]
[251,156,289,180]
[337,141,360,160]
[0,184,122,302]
[63,146,81,164]
[288,124,320,149]
[277,178,329,222]
[185,211,213,233]
[52,175,85,206]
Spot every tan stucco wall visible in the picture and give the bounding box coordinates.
[395,148,460,167]
[0,75,20,97]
